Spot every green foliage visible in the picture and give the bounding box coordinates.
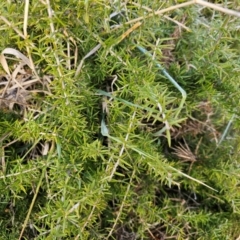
[0,0,240,239]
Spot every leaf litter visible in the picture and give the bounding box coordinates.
[0,48,51,114]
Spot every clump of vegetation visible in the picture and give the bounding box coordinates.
[0,0,240,239]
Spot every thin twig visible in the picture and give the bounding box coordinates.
[107,169,135,239]
[23,0,38,77]
[196,0,240,17]
[0,167,39,179]
[108,111,136,180]
[217,114,235,147]
[131,2,191,32]
[23,0,29,37]
[114,0,240,29]
[0,16,25,38]
[18,167,46,240]
[43,0,63,79]
[118,1,196,26]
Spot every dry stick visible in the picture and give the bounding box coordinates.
[45,0,62,77]
[80,202,98,233]
[108,111,136,181]
[44,0,69,104]
[1,4,38,77]
[23,0,39,77]
[18,168,46,240]
[0,16,25,39]
[117,0,240,28]
[63,29,78,69]
[78,0,240,75]
[75,43,102,77]
[119,1,196,26]
[80,111,137,233]
[131,2,191,32]
[67,41,71,70]
[196,0,240,17]
[0,168,39,179]
[0,97,31,107]
[117,22,142,43]
[107,169,135,239]
[75,22,142,76]
[23,0,29,37]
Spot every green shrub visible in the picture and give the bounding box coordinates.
[0,1,240,239]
